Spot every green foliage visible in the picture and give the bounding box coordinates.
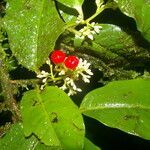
[0,0,150,149]
[84,138,101,150]
[84,24,137,60]
[3,0,65,71]
[0,123,61,150]
[21,86,85,149]
[116,0,150,42]
[93,24,137,56]
[80,79,150,140]
[56,0,84,15]
[0,123,38,150]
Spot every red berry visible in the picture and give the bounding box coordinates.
[64,56,79,70]
[50,50,66,64]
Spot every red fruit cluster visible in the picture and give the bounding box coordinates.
[50,50,79,70]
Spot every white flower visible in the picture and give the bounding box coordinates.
[59,58,93,96]
[58,69,66,75]
[37,71,49,78]
[42,78,47,83]
[91,22,102,34]
[37,57,93,96]
[75,22,102,40]
[80,73,91,83]
[75,34,85,40]
[76,15,84,24]
[94,25,102,33]
[46,60,50,65]
[68,89,77,96]
[95,0,101,6]
[40,84,45,90]
[60,84,67,90]
[37,70,49,90]
[76,58,93,83]
[95,0,104,8]
[77,59,93,74]
[87,34,94,40]
[59,77,83,96]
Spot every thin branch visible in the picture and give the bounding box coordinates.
[0,60,21,122]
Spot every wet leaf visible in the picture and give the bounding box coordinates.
[91,24,137,59]
[56,0,84,14]
[21,86,85,149]
[80,79,150,140]
[57,2,78,23]
[84,138,101,150]
[0,123,37,150]
[3,0,65,71]
[116,0,150,42]
[0,123,61,150]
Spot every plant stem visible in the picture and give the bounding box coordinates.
[50,64,54,79]
[67,28,81,36]
[84,7,104,24]
[10,79,38,86]
[48,76,63,82]
[65,6,104,36]
[0,60,20,122]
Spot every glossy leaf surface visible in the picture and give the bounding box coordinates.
[0,123,37,150]
[91,24,137,59]
[57,0,84,13]
[84,138,101,150]
[21,86,85,149]
[116,0,150,42]
[80,79,150,140]
[0,123,61,150]
[3,0,65,71]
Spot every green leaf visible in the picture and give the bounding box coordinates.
[56,0,84,15]
[0,123,61,150]
[57,2,78,23]
[116,0,150,42]
[80,79,150,140]
[21,86,85,149]
[83,24,139,60]
[86,24,136,59]
[0,123,37,150]
[35,144,62,150]
[3,0,65,71]
[84,138,101,150]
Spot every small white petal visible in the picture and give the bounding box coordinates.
[91,22,95,26]
[58,69,66,75]
[83,77,90,83]
[68,89,76,96]
[40,85,45,90]
[46,60,50,65]
[41,70,46,74]
[42,78,47,83]
[77,88,82,92]
[68,92,71,96]
[86,69,94,75]
[91,30,96,34]
[94,27,100,33]
[39,70,49,77]
[65,77,70,81]
[37,74,44,78]
[60,84,67,90]
[87,34,94,40]
[80,35,85,39]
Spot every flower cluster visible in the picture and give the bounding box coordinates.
[95,0,103,7]
[37,50,93,96]
[75,16,102,40]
